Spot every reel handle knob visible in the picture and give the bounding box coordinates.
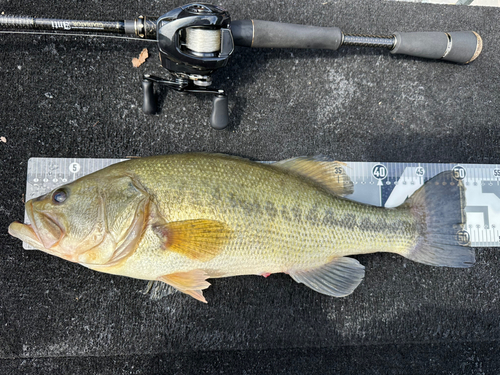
[210,94,229,130]
[142,78,157,114]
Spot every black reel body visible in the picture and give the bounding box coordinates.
[157,3,233,75]
[143,3,234,129]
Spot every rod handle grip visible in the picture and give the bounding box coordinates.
[391,31,482,64]
[231,20,342,50]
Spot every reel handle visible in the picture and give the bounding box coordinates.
[231,20,482,64]
[141,75,229,130]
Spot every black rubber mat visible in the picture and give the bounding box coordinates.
[1,0,499,373]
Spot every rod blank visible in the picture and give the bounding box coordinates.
[0,15,126,34]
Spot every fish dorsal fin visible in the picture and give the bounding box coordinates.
[158,270,211,303]
[288,257,365,297]
[274,157,354,196]
[153,219,232,262]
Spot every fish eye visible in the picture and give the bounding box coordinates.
[52,189,68,204]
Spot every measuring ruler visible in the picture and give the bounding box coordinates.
[22,158,500,248]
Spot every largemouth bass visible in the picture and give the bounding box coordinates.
[8,153,474,303]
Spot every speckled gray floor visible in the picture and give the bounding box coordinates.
[1,0,499,374]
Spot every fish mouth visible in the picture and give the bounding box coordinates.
[8,221,44,249]
[8,200,65,256]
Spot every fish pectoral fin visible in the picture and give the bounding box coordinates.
[158,270,211,303]
[153,219,232,262]
[288,257,365,297]
[273,157,354,196]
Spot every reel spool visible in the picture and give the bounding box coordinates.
[142,3,234,129]
[185,28,221,54]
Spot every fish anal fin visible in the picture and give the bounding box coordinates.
[158,270,211,303]
[274,157,354,196]
[153,219,232,262]
[182,289,208,303]
[288,257,365,297]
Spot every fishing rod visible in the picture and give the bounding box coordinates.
[0,3,483,129]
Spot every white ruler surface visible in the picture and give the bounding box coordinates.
[23,158,500,248]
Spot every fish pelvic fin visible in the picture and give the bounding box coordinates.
[403,171,475,268]
[153,219,232,262]
[273,156,354,196]
[288,257,365,297]
[158,270,211,303]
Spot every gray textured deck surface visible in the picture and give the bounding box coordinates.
[1,0,499,374]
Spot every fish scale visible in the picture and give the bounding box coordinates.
[97,155,419,277]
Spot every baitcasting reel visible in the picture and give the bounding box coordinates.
[0,3,483,129]
[138,4,234,129]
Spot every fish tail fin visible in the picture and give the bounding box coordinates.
[403,170,475,267]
